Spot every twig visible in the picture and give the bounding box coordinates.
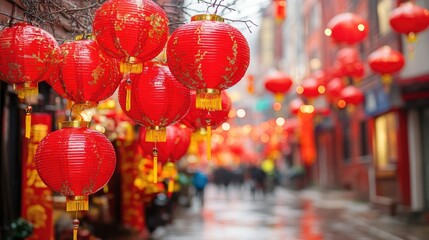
[224,17,258,33]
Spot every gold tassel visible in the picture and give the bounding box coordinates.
[120,57,143,74]
[73,219,80,240]
[206,112,212,160]
[196,89,222,111]
[274,93,284,103]
[125,80,131,111]
[381,74,392,91]
[103,185,109,193]
[167,179,174,198]
[66,196,89,212]
[25,106,32,139]
[153,148,158,183]
[145,126,167,142]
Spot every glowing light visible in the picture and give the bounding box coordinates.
[338,100,347,108]
[222,122,231,131]
[318,85,326,94]
[310,58,321,70]
[324,28,332,36]
[261,133,270,143]
[300,104,314,113]
[276,117,285,126]
[358,24,365,31]
[242,124,252,134]
[273,102,282,111]
[296,86,304,94]
[237,109,246,118]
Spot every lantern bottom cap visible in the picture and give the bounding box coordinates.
[66,195,89,212]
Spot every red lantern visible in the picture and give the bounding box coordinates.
[297,77,323,98]
[326,13,369,45]
[138,125,191,164]
[340,85,364,106]
[274,0,286,22]
[368,45,405,88]
[167,14,250,111]
[264,71,293,102]
[289,98,304,115]
[180,91,231,160]
[118,62,191,142]
[35,121,116,239]
[93,0,169,73]
[0,22,59,138]
[48,39,122,113]
[336,47,363,80]
[389,2,429,43]
[325,77,345,103]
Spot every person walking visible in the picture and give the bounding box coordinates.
[192,170,208,206]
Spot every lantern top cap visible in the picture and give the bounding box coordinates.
[191,14,225,22]
[58,121,90,129]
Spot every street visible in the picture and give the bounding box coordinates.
[149,184,428,240]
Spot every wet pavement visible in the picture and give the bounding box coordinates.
[149,184,429,240]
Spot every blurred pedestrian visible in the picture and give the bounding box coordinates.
[192,170,208,206]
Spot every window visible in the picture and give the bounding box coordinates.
[374,112,398,174]
[360,120,370,157]
[377,0,394,35]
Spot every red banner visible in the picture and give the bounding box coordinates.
[21,113,53,240]
[117,130,145,232]
[298,110,317,166]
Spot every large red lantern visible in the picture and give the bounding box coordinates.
[264,71,293,103]
[326,13,369,45]
[180,91,231,160]
[389,2,429,43]
[336,47,365,81]
[340,85,364,106]
[0,22,59,138]
[48,39,122,114]
[35,121,116,239]
[118,62,191,142]
[325,77,345,103]
[367,45,405,88]
[297,77,323,99]
[138,125,191,164]
[93,0,169,74]
[167,14,250,111]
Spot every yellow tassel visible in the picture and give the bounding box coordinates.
[153,148,158,183]
[73,228,77,240]
[153,156,158,183]
[25,112,31,139]
[66,196,89,212]
[103,185,109,193]
[120,61,143,74]
[196,89,222,111]
[126,83,131,111]
[168,179,174,198]
[72,219,80,240]
[206,125,211,160]
[381,74,392,91]
[274,93,284,103]
[145,127,167,142]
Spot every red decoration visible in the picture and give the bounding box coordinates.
[118,62,191,142]
[325,77,345,103]
[93,0,169,73]
[298,109,316,166]
[180,91,231,131]
[0,22,59,99]
[389,2,429,43]
[35,121,116,210]
[289,98,304,115]
[167,14,250,111]
[368,45,405,88]
[0,23,59,138]
[264,71,293,102]
[298,77,322,98]
[340,85,364,105]
[336,47,365,80]
[48,39,122,112]
[138,125,192,164]
[326,13,369,45]
[274,0,286,22]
